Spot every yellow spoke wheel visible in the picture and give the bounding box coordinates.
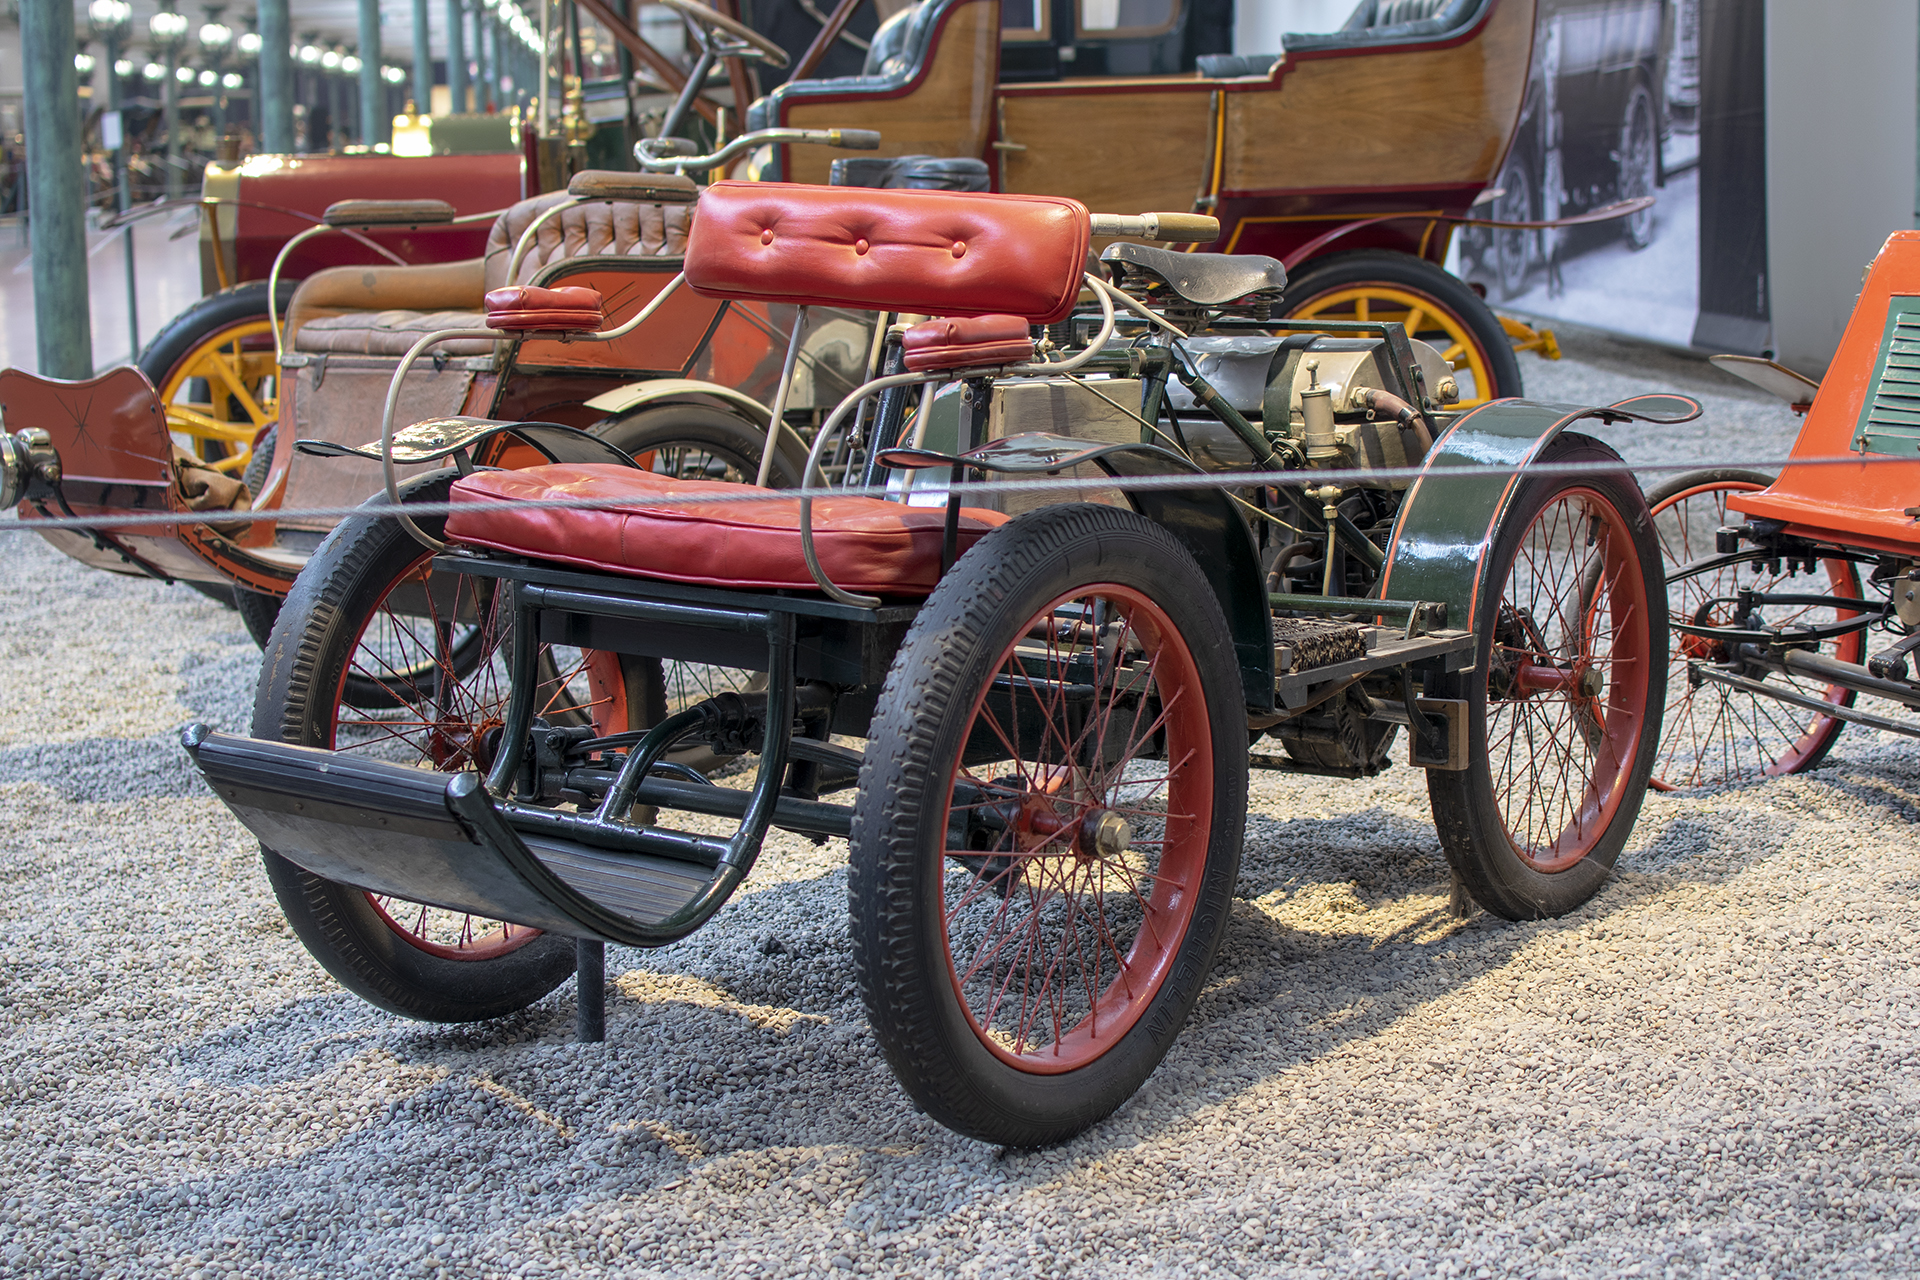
[1281,250,1522,409]
[155,317,278,474]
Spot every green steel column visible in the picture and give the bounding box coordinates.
[259,0,292,152]
[472,8,487,111]
[447,0,467,112]
[412,0,432,110]
[163,48,181,197]
[20,0,93,378]
[359,0,387,145]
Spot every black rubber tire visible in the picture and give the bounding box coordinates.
[136,278,295,388]
[253,471,576,1022]
[592,403,809,488]
[231,427,282,648]
[1284,249,1524,402]
[1489,148,1536,300]
[849,504,1247,1148]
[1619,84,1658,250]
[1426,434,1666,920]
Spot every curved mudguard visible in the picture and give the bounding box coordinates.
[1378,399,1653,626]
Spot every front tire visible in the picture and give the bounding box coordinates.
[1427,435,1666,919]
[1619,84,1658,249]
[850,505,1247,1147]
[253,471,621,1021]
[139,279,292,473]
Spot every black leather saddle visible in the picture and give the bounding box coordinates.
[1102,243,1288,308]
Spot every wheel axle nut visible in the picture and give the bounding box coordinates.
[1088,810,1133,859]
[1578,667,1604,699]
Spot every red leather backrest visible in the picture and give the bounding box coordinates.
[683,181,1091,325]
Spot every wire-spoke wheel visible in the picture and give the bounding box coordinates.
[252,471,637,1020]
[1428,435,1665,919]
[1284,250,1523,408]
[138,281,290,475]
[1619,84,1658,249]
[851,505,1245,1147]
[1648,469,1861,789]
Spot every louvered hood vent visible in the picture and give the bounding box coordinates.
[1854,298,1920,455]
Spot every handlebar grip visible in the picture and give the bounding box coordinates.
[642,137,702,158]
[831,129,883,150]
[1146,213,1221,243]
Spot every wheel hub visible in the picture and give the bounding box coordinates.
[1080,809,1133,861]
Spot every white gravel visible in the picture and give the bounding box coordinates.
[4,332,1919,1279]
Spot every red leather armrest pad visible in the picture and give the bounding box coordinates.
[901,315,1034,371]
[484,284,605,332]
[445,464,1009,594]
[684,182,1091,325]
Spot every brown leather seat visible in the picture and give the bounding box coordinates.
[283,193,692,355]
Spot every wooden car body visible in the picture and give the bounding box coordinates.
[754,0,1536,269]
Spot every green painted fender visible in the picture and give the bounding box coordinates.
[1378,400,1636,628]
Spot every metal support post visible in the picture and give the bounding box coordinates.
[21,0,93,378]
[411,0,432,113]
[477,13,493,112]
[447,0,468,113]
[163,48,181,197]
[106,31,139,356]
[358,0,386,146]
[575,939,605,1042]
[258,0,291,152]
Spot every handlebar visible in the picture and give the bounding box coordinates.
[1089,212,1222,243]
[635,127,883,174]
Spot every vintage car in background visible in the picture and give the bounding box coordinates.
[1459,0,1672,297]
[749,0,1563,405]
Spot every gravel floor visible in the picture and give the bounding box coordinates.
[5,331,1920,1279]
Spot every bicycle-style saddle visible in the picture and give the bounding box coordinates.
[1102,243,1287,308]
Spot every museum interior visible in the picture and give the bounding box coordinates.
[0,2,1916,1276]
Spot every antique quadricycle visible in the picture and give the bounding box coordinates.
[123,176,1677,1146]
[1648,231,1920,790]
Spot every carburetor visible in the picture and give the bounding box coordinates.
[1266,337,1454,483]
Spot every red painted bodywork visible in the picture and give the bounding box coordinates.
[211,152,527,286]
[1728,231,1920,557]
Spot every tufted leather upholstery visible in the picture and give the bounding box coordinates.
[482,192,692,291]
[445,463,1007,594]
[286,194,689,355]
[902,315,1034,371]
[684,182,1090,325]
[1275,0,1486,55]
[744,0,954,135]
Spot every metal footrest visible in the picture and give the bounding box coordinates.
[183,726,715,944]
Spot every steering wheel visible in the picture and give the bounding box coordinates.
[658,0,790,67]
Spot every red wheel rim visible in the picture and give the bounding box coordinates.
[1484,488,1652,874]
[937,585,1213,1074]
[328,552,628,961]
[1649,481,1861,788]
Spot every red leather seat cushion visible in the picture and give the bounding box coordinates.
[484,284,605,332]
[902,315,1034,372]
[684,182,1091,324]
[445,464,1008,594]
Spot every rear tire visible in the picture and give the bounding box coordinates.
[1427,435,1665,919]
[850,505,1246,1147]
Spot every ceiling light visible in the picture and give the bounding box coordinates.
[197,67,217,86]
[114,58,133,76]
[237,32,261,56]
[74,52,96,75]
[298,45,321,64]
[174,64,194,82]
[341,54,362,74]
[198,21,231,52]
[320,49,341,69]
[222,71,242,89]
[142,61,165,80]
